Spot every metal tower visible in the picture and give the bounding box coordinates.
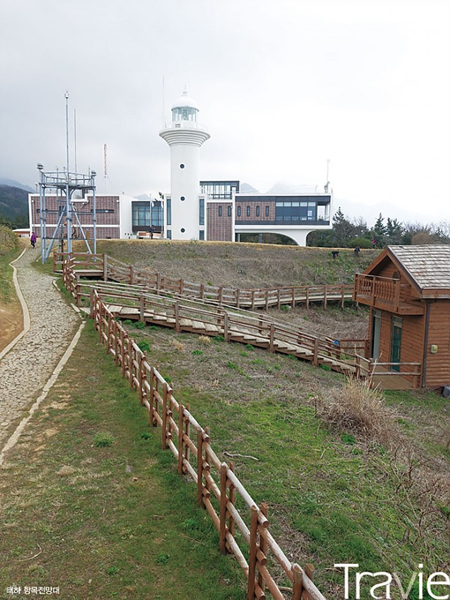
[36,164,97,263]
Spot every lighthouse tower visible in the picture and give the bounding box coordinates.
[159,89,210,240]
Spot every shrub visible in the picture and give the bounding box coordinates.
[93,432,115,447]
[137,340,151,353]
[317,378,399,447]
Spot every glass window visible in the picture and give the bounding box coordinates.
[227,206,232,217]
[132,203,150,227]
[256,206,260,217]
[237,205,241,217]
[265,206,269,217]
[167,230,172,239]
[199,198,204,225]
[166,198,171,226]
[199,230,205,240]
[218,206,222,217]
[246,206,251,217]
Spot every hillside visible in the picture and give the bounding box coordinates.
[90,239,379,288]
[0,184,29,227]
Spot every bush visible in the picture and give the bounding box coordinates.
[349,237,372,249]
[317,378,399,447]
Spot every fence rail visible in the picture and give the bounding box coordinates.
[58,252,421,388]
[54,251,354,310]
[92,290,327,600]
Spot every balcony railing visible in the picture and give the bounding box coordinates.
[353,274,423,314]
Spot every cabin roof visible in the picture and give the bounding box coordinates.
[387,245,450,292]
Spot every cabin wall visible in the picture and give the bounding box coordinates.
[425,300,450,388]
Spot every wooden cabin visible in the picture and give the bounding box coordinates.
[354,245,450,390]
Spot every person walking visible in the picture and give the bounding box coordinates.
[30,232,37,249]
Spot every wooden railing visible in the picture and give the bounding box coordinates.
[92,290,327,600]
[353,274,413,307]
[54,252,354,310]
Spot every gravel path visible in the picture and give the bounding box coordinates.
[0,247,80,446]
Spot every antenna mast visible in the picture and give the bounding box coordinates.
[104,143,108,178]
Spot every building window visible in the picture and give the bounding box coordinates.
[275,200,317,222]
[180,163,185,169]
[218,206,222,217]
[181,228,185,233]
[265,206,269,217]
[199,198,204,225]
[167,230,172,239]
[246,206,250,217]
[256,206,260,217]
[199,230,205,240]
[151,200,163,228]
[237,206,241,217]
[166,198,172,226]
[227,206,232,217]
[132,202,150,227]
[180,196,185,201]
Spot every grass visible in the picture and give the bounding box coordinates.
[1,240,447,599]
[119,323,448,598]
[0,322,244,600]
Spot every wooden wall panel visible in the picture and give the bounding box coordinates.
[425,300,450,388]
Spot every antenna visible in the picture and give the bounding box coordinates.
[324,158,330,193]
[65,91,70,174]
[74,108,78,174]
[104,143,108,178]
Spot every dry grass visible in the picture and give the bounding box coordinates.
[316,377,400,447]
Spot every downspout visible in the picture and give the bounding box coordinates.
[422,301,431,388]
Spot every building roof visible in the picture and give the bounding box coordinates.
[388,245,450,292]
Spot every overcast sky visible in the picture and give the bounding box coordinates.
[1,0,449,225]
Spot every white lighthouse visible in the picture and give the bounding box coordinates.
[159,89,210,240]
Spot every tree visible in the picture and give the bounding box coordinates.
[332,207,356,247]
[386,218,404,244]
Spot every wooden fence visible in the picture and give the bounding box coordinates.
[92,289,327,600]
[57,252,421,388]
[55,252,354,310]
[78,281,367,378]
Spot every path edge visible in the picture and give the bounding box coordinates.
[0,248,31,361]
[0,320,86,466]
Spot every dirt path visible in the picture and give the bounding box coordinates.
[0,247,80,447]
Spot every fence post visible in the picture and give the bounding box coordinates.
[306,287,310,310]
[197,428,203,506]
[303,564,315,600]
[341,286,345,309]
[149,367,155,426]
[291,287,295,308]
[219,463,228,554]
[199,283,204,300]
[269,324,275,353]
[129,265,134,285]
[258,503,268,594]
[103,253,108,281]
[313,338,319,368]
[139,295,145,322]
[175,301,180,333]
[223,312,229,342]
[218,286,223,306]
[178,406,185,475]
[228,462,236,538]
[247,506,259,600]
[162,384,168,449]
[236,288,240,309]
[156,272,161,294]
[292,564,303,600]
[323,287,328,309]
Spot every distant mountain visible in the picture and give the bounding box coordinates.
[0,178,34,192]
[0,185,29,228]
